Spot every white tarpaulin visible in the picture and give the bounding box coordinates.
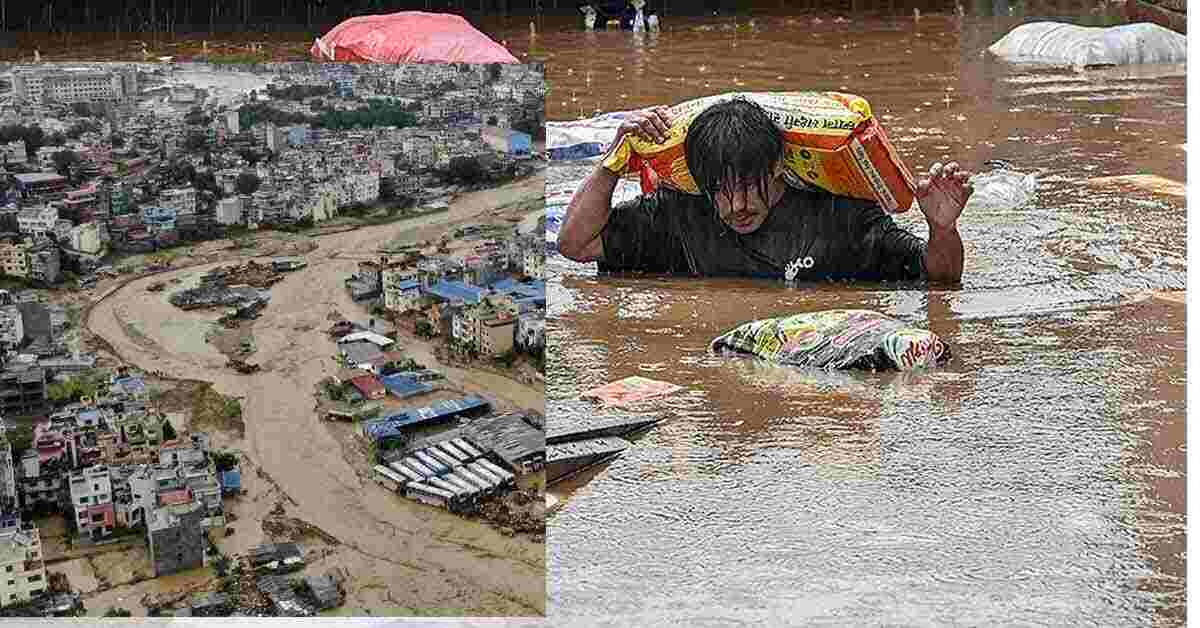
[987,22,1187,67]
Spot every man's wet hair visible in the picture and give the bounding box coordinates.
[684,98,785,211]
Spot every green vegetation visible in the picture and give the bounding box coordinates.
[414,320,434,338]
[238,98,418,132]
[65,120,101,139]
[103,607,132,617]
[267,84,331,101]
[70,102,107,118]
[161,419,177,442]
[47,372,107,404]
[211,450,239,473]
[0,124,46,161]
[235,172,261,196]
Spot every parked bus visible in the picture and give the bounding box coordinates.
[427,477,475,511]
[403,457,437,478]
[426,448,462,470]
[469,461,504,487]
[373,465,408,493]
[389,462,426,484]
[442,473,479,496]
[414,451,448,475]
[455,467,496,493]
[476,458,516,485]
[437,441,472,463]
[454,438,485,460]
[406,482,454,509]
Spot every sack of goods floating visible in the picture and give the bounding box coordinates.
[602,91,918,212]
[709,310,950,371]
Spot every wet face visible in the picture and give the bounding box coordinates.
[711,168,784,234]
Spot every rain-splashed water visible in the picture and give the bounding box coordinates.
[543,7,1185,627]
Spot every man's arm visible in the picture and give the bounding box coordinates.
[916,161,972,284]
[557,105,672,264]
[557,164,619,263]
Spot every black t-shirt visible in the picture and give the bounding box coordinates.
[598,186,928,281]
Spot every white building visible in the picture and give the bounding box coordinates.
[226,110,240,135]
[159,187,197,216]
[16,206,58,240]
[68,221,103,255]
[216,197,243,226]
[68,465,114,543]
[517,315,545,350]
[13,67,136,104]
[381,268,421,313]
[0,307,23,352]
[522,248,544,281]
[0,528,46,608]
[1,142,25,165]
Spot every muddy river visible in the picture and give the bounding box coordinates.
[542,7,1186,628]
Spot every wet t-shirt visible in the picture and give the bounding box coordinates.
[598,186,928,281]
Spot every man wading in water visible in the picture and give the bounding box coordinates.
[557,99,973,283]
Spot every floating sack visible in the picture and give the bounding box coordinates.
[709,310,950,371]
[601,92,917,212]
[581,375,683,407]
[310,11,519,64]
[987,22,1187,67]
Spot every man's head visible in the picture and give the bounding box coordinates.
[684,98,786,234]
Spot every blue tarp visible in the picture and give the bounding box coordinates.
[363,396,490,442]
[112,377,146,396]
[378,374,433,400]
[426,280,486,304]
[393,279,420,291]
[220,470,241,491]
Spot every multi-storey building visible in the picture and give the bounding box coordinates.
[16,206,58,241]
[27,242,61,285]
[215,197,242,226]
[158,187,196,216]
[0,527,46,608]
[66,465,113,543]
[67,222,102,255]
[0,307,23,353]
[0,242,29,279]
[13,67,136,104]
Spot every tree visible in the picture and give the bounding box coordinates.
[444,156,486,185]
[47,373,102,404]
[237,148,261,166]
[211,451,239,473]
[51,150,81,181]
[486,115,498,126]
[103,607,132,617]
[235,172,261,196]
[415,320,434,338]
[184,131,207,153]
[487,63,503,84]
[46,131,67,146]
[161,419,177,442]
[109,134,125,148]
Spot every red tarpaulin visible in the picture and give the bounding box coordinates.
[311,12,519,64]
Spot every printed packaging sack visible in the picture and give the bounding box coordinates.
[709,310,949,371]
[602,92,917,212]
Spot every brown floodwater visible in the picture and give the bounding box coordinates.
[543,6,1185,628]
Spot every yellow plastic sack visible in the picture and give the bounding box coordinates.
[602,92,917,212]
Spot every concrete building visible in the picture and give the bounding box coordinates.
[17,452,65,513]
[0,307,23,354]
[13,66,136,104]
[381,268,421,314]
[27,243,61,285]
[0,242,28,279]
[159,187,197,216]
[0,429,17,531]
[478,311,516,357]
[11,174,67,204]
[0,527,46,608]
[148,500,206,577]
[1,142,26,165]
[16,206,58,240]
[522,248,544,281]
[216,197,243,226]
[67,222,102,255]
[0,366,47,417]
[67,465,113,543]
[225,111,240,135]
[516,315,545,351]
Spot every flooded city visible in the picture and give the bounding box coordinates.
[543,5,1185,627]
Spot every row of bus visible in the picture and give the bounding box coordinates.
[372,437,516,513]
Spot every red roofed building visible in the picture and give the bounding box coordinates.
[157,487,193,507]
[349,374,386,400]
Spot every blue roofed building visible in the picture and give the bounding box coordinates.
[426,280,487,305]
[509,130,532,156]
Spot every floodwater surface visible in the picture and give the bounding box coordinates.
[543,6,1185,628]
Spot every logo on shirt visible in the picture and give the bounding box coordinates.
[784,256,815,281]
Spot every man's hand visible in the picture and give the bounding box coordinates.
[611,105,672,148]
[916,161,973,232]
